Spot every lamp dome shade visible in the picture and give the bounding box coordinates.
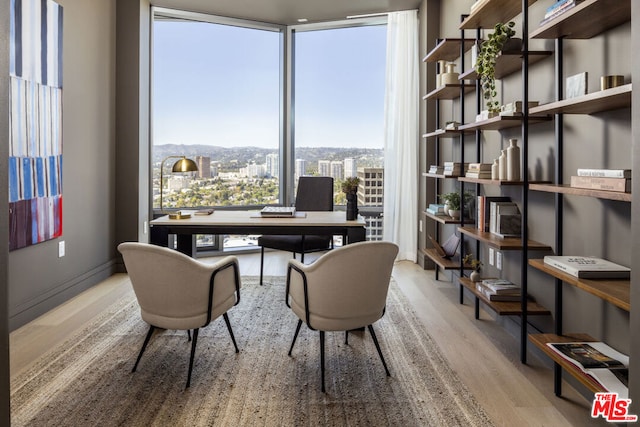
[171,158,198,173]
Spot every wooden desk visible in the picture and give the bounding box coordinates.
[150,210,367,256]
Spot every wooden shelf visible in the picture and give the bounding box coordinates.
[422,129,469,140]
[459,277,550,316]
[422,248,473,270]
[422,173,462,179]
[531,0,631,40]
[422,211,468,224]
[459,177,551,186]
[458,226,552,251]
[423,84,475,101]
[460,0,538,30]
[529,84,632,116]
[528,333,605,393]
[460,50,551,80]
[423,38,478,63]
[529,183,632,202]
[459,115,551,131]
[529,259,630,312]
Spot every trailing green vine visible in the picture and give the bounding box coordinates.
[475,21,517,113]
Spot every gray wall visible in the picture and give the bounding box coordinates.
[1,0,11,422]
[8,0,118,330]
[426,0,637,404]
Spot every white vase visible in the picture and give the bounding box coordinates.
[470,270,481,282]
[491,159,499,180]
[507,138,521,181]
[498,149,507,180]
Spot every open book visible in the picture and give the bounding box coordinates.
[547,342,629,398]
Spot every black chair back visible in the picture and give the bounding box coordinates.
[295,176,334,211]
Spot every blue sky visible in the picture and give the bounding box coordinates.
[153,21,386,149]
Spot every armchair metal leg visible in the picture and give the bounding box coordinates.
[186,328,199,388]
[132,325,155,373]
[367,325,390,377]
[345,330,349,345]
[260,247,265,286]
[223,313,239,353]
[187,329,191,341]
[288,319,303,356]
[320,330,326,393]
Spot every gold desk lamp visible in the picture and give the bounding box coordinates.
[160,156,198,219]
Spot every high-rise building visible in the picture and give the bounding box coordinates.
[357,167,384,207]
[195,156,211,178]
[295,159,307,179]
[266,153,278,178]
[318,160,330,177]
[330,161,343,180]
[344,158,357,178]
[241,163,266,178]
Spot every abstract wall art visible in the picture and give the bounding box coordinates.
[9,0,63,251]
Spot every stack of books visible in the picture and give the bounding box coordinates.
[426,204,447,216]
[475,279,521,302]
[260,206,296,217]
[499,101,539,116]
[476,196,510,231]
[543,256,631,279]
[570,168,631,193]
[443,162,466,177]
[465,163,492,179]
[540,0,583,26]
[489,201,521,237]
[428,165,444,175]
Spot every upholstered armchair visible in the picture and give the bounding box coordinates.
[285,240,399,392]
[118,242,241,388]
[258,176,334,285]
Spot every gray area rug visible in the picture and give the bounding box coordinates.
[11,276,494,426]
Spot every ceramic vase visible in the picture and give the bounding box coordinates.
[498,149,507,180]
[470,270,481,282]
[491,159,499,180]
[507,138,521,181]
[346,193,358,220]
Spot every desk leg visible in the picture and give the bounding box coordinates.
[346,227,366,244]
[150,226,169,248]
[176,234,194,256]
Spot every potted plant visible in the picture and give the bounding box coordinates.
[463,254,483,282]
[342,177,360,220]
[475,21,518,115]
[439,191,473,218]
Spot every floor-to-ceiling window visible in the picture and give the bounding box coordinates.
[151,9,387,249]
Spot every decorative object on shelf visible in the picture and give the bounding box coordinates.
[475,21,517,114]
[566,71,588,99]
[506,138,521,181]
[499,100,539,116]
[498,149,507,180]
[491,159,499,180]
[463,254,483,282]
[160,156,199,219]
[539,0,583,27]
[600,75,624,90]
[441,63,459,85]
[439,191,473,218]
[342,176,360,220]
[445,121,461,130]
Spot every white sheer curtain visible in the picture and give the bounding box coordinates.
[383,11,419,262]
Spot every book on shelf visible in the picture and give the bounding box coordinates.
[477,196,511,232]
[495,213,521,237]
[428,165,444,175]
[546,342,629,398]
[576,168,631,179]
[500,101,539,115]
[489,201,519,234]
[570,175,631,193]
[475,282,521,302]
[481,278,521,295]
[465,171,493,179]
[428,234,460,258]
[467,163,492,171]
[426,208,447,216]
[543,256,631,279]
[539,0,582,26]
[428,203,446,213]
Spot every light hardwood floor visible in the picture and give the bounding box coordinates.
[10,251,607,426]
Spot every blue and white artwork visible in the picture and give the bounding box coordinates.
[9,0,63,250]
